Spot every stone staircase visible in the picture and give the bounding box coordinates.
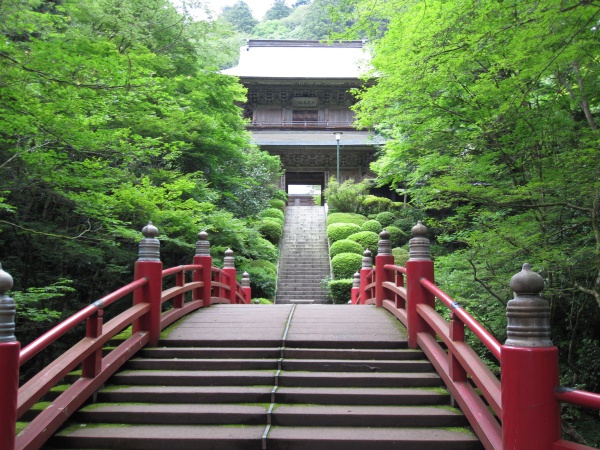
[47,305,482,450]
[276,206,330,304]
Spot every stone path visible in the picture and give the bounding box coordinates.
[276,206,330,304]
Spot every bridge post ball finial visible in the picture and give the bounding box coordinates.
[362,249,373,269]
[0,263,16,343]
[352,272,360,289]
[505,263,552,348]
[195,231,210,256]
[378,230,392,256]
[138,222,160,262]
[224,249,235,268]
[409,221,431,261]
[141,222,159,239]
[242,271,251,287]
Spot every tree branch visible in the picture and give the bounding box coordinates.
[0,220,103,242]
[0,51,140,90]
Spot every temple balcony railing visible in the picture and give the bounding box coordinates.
[247,120,359,130]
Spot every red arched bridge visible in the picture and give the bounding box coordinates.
[1,222,599,449]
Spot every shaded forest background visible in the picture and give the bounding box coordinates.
[1,0,599,445]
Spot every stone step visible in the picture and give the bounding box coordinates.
[124,357,431,373]
[72,403,468,428]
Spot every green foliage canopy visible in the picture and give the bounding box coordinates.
[346,0,600,437]
[0,0,282,343]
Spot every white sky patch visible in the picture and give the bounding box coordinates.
[176,0,293,21]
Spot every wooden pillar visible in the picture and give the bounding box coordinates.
[375,230,394,308]
[351,272,360,304]
[194,231,212,307]
[82,310,103,378]
[242,272,252,304]
[359,249,373,305]
[223,249,237,304]
[501,263,561,450]
[406,221,435,349]
[0,264,19,450]
[133,222,163,347]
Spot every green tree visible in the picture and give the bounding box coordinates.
[347,0,600,441]
[265,0,293,21]
[0,0,281,346]
[220,1,258,34]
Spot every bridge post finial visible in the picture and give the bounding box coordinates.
[501,263,560,449]
[195,231,210,256]
[362,249,372,269]
[0,263,20,449]
[405,221,435,348]
[138,222,160,261]
[223,249,235,268]
[193,231,212,307]
[505,263,551,347]
[408,221,431,261]
[377,229,392,256]
[375,230,395,308]
[133,222,163,347]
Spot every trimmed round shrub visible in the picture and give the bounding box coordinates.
[375,211,396,227]
[362,219,383,234]
[246,236,278,264]
[329,239,364,258]
[331,252,363,279]
[346,231,380,255]
[386,226,407,247]
[238,259,277,300]
[326,223,362,243]
[268,199,286,212]
[392,247,410,267]
[259,207,285,222]
[326,212,368,226]
[361,195,392,214]
[256,219,283,244]
[328,279,354,304]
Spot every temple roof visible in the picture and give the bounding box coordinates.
[222,40,371,79]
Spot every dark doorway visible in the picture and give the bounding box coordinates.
[285,172,325,206]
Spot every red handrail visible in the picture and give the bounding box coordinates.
[359,245,600,450]
[420,278,502,360]
[19,277,148,365]
[555,387,600,410]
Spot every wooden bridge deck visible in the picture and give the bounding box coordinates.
[48,304,482,449]
[165,304,407,346]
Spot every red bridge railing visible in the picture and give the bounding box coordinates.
[0,223,252,450]
[352,223,600,450]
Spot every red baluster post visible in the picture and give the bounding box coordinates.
[242,271,252,304]
[133,222,163,347]
[405,221,435,349]
[501,263,560,450]
[395,268,405,310]
[351,272,360,304]
[375,230,394,308]
[82,309,103,378]
[449,307,467,383]
[0,264,19,450]
[173,269,185,309]
[359,249,372,305]
[194,231,212,307]
[223,249,237,304]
